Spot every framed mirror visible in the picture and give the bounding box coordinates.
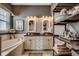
[27,16,36,32]
[42,19,50,33]
[29,20,34,31]
[43,20,49,31]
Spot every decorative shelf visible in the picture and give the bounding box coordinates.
[56,36,79,44]
[53,48,72,56]
[55,13,79,24]
[62,14,79,22]
[55,36,79,56]
[54,3,79,24]
[53,3,79,12]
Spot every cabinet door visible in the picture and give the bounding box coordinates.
[31,37,37,49]
[24,37,32,49]
[47,37,53,49]
[39,38,43,49]
[43,37,48,49]
[36,37,43,50]
[36,39,40,50]
[43,37,53,49]
[24,37,28,49]
[30,37,43,50]
[27,39,32,49]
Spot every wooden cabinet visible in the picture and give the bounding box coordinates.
[24,37,34,49]
[43,36,53,49]
[24,36,53,50]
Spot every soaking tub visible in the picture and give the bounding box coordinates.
[1,39,24,56]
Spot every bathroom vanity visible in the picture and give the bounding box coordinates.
[24,33,53,50]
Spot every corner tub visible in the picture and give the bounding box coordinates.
[1,39,24,56]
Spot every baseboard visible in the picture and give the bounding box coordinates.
[24,49,53,51]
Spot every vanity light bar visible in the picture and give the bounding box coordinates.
[26,16,53,19]
[27,16,37,19]
[41,16,53,20]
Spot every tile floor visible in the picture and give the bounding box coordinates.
[22,51,53,56]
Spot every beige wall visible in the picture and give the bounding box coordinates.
[12,5,51,16]
[12,5,51,33]
[1,5,52,40]
[36,18,42,32]
[13,16,53,33]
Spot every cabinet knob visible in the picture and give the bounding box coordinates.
[29,40,31,41]
[48,39,50,41]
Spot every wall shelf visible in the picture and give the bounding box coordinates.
[61,14,79,22]
[53,3,79,12]
[55,13,79,24]
[56,36,79,44]
[55,36,79,55]
[53,3,79,24]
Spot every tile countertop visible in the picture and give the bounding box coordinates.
[1,39,25,56]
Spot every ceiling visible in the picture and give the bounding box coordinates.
[11,3,51,5]
[53,3,79,12]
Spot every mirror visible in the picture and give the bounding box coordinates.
[43,20,49,31]
[29,20,34,31]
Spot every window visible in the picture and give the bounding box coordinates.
[15,20,24,31]
[0,21,7,31]
[0,8,10,32]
